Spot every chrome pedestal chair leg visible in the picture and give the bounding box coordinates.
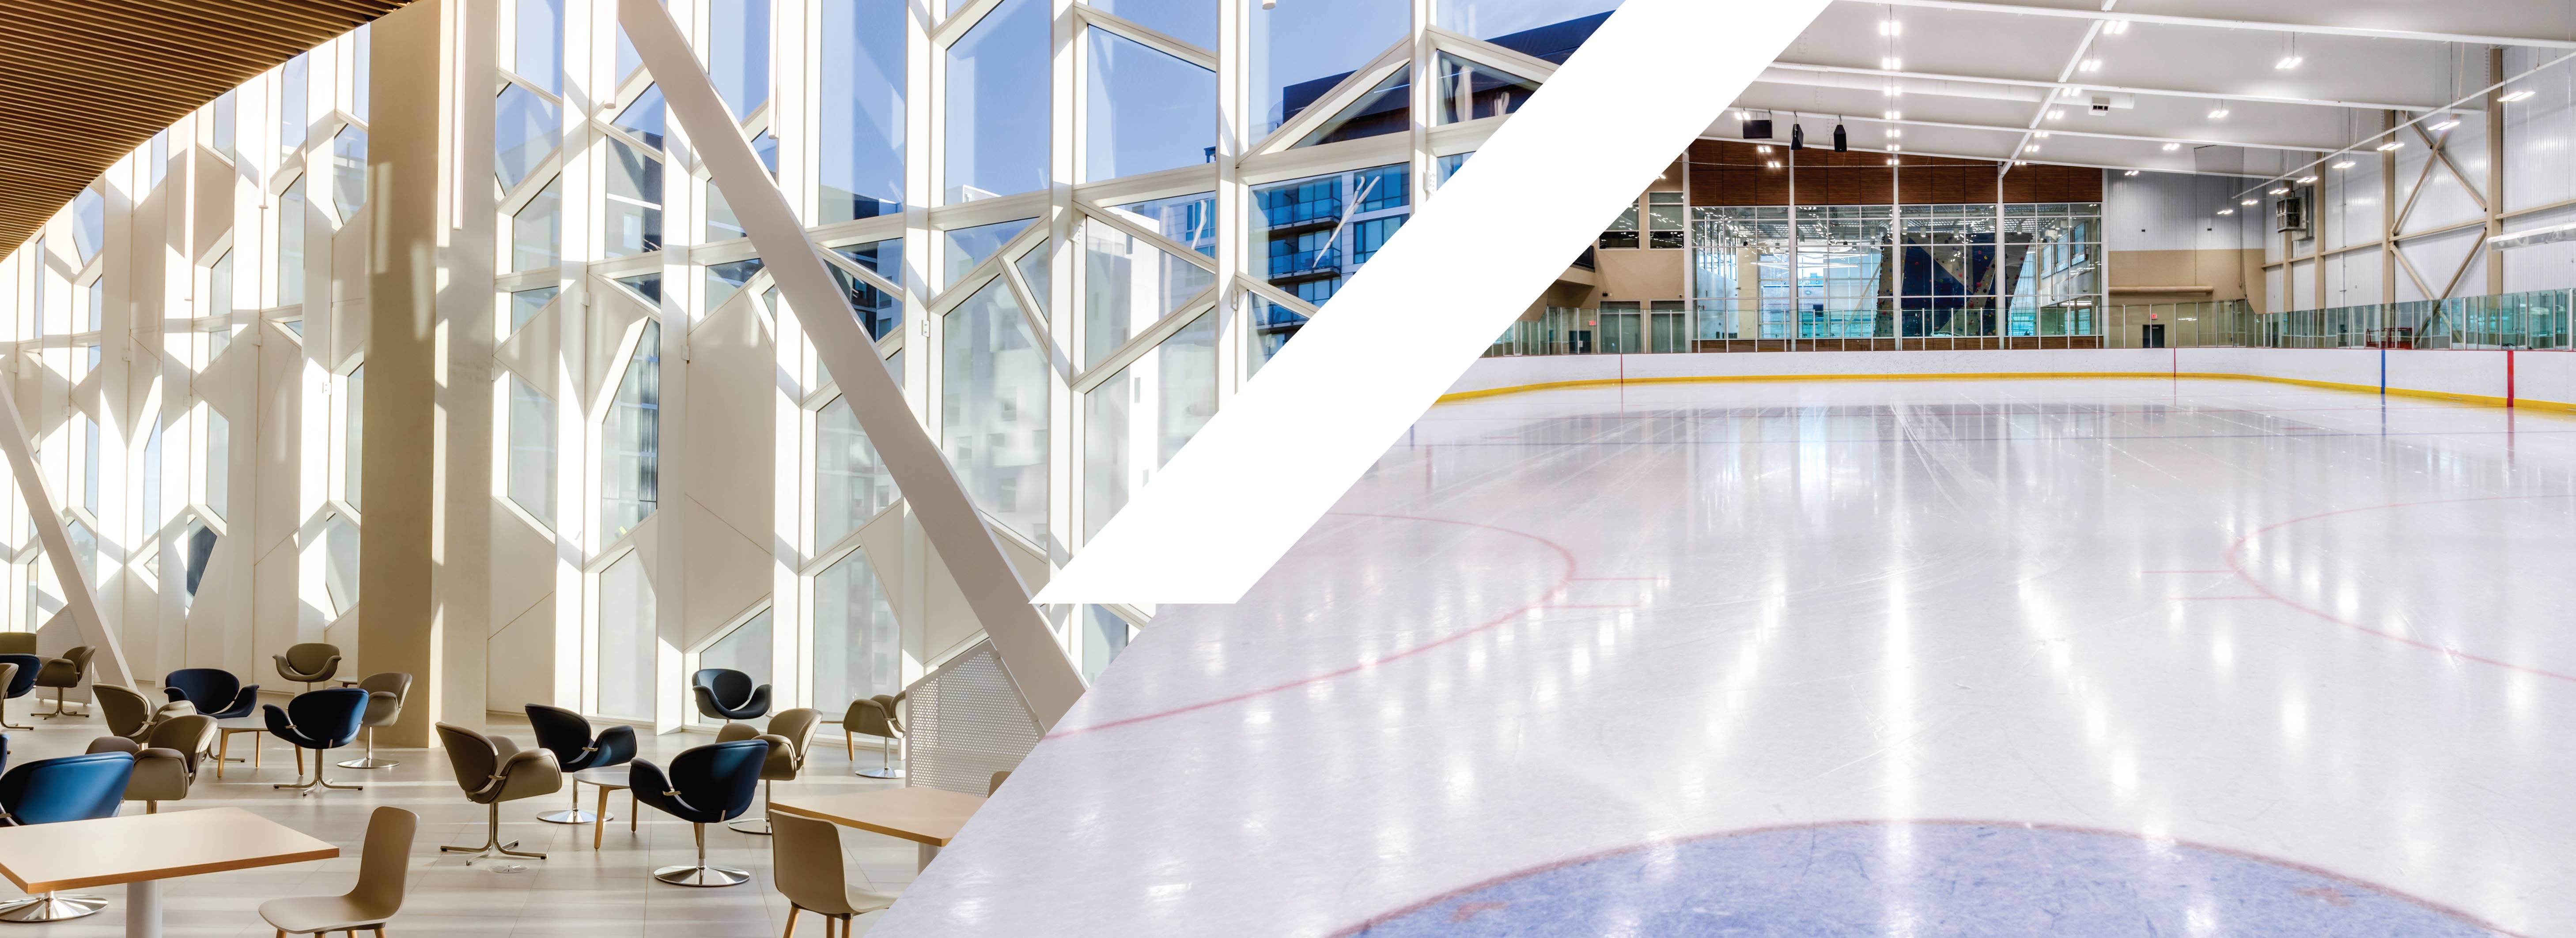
[537,782,602,825]
[274,754,363,796]
[0,892,107,921]
[442,802,548,864]
[336,727,399,769]
[727,781,775,835]
[654,822,750,886]
[855,736,903,780]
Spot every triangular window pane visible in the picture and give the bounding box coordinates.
[940,218,1035,290]
[832,239,903,339]
[496,83,562,188]
[614,272,662,303]
[1015,245,1050,314]
[705,258,764,314]
[1434,52,1542,124]
[1294,69,1409,148]
[614,86,666,149]
[1078,218,1216,369]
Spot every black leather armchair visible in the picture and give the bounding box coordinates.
[525,703,637,824]
[689,668,770,723]
[629,739,767,886]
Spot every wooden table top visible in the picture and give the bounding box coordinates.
[770,787,987,847]
[0,806,336,893]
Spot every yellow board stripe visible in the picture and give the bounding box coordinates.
[1432,369,2576,413]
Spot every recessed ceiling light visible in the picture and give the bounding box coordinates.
[2102,19,2129,34]
[2501,89,2536,102]
[1881,57,1903,70]
[1884,110,1902,120]
[1888,144,1902,151]
[1880,19,1901,35]
[2026,144,2042,153]
[2331,159,2356,169]
[1887,158,1901,165]
[2123,169,2140,176]
[2428,119,2460,131]
[1886,128,1902,137]
[2048,109,2065,120]
[2034,131,2051,138]
[2161,143,2181,151]
[1768,160,1783,168]
[2274,56,2302,69]
[2376,140,2404,151]
[2295,175,2318,184]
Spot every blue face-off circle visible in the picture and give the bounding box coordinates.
[1345,822,2508,937]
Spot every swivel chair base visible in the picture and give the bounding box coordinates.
[274,764,364,797]
[538,785,606,825]
[442,802,548,865]
[0,702,29,732]
[855,743,904,780]
[0,892,107,922]
[335,729,399,769]
[655,823,749,887]
[727,780,778,835]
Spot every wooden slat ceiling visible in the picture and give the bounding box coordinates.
[0,0,417,257]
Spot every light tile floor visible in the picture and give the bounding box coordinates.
[0,710,910,937]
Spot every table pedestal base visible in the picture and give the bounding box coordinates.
[0,890,108,923]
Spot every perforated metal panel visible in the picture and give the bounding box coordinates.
[904,641,1042,795]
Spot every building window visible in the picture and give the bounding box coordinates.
[514,0,565,93]
[819,0,904,223]
[1648,192,1685,249]
[607,88,666,256]
[944,0,1049,202]
[512,176,563,271]
[281,52,310,150]
[202,406,230,521]
[331,127,368,221]
[1082,312,1217,539]
[322,514,360,616]
[602,322,661,540]
[496,83,561,191]
[1598,199,1641,249]
[812,549,899,708]
[279,178,305,305]
[816,394,898,546]
[941,280,1048,542]
[343,366,364,509]
[507,374,558,527]
[707,0,772,120]
[692,609,771,725]
[1077,217,1215,369]
[1082,28,1216,182]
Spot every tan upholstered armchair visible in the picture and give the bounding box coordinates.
[84,713,217,813]
[274,643,342,691]
[714,707,820,834]
[840,693,905,779]
[32,646,95,718]
[434,723,564,864]
[95,685,195,743]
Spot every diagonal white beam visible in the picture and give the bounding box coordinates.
[0,371,131,689]
[617,0,1084,728]
[1036,0,1833,605]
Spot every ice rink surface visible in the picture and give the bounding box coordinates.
[873,378,2576,937]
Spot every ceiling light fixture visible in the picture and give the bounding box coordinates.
[2268,186,2289,195]
[2208,103,2230,120]
[2241,198,2259,206]
[2034,131,2050,138]
[2376,140,2404,151]
[2048,109,2065,120]
[2102,19,2128,34]
[2274,55,2302,69]
[2123,169,2140,176]
[1888,158,1901,165]
[2218,208,2235,215]
[2295,174,2319,184]
[1884,110,1903,120]
[1880,19,1901,35]
[2501,89,2536,102]
[1886,128,1902,137]
[1882,57,1902,70]
[2331,159,2356,169]
[2026,144,2042,153]
[1888,144,1902,151]
[2079,59,2103,72]
[2161,143,2180,151]
[2428,118,2460,131]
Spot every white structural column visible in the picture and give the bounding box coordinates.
[0,376,132,689]
[616,0,1085,728]
[1039,0,1834,605]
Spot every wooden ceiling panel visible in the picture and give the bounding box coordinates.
[0,0,416,256]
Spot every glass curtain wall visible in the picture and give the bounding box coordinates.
[0,2,1641,715]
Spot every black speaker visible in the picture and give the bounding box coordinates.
[1833,124,1848,152]
[1742,118,1772,139]
[1790,124,1804,150]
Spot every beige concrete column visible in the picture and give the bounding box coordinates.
[362,0,494,746]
